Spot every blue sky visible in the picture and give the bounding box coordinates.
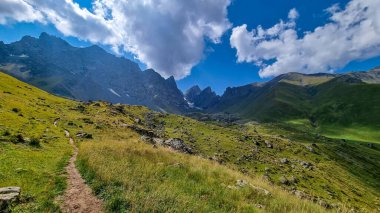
[1,0,380,94]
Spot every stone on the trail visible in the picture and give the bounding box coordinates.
[0,187,20,211]
[164,138,193,154]
[264,140,273,148]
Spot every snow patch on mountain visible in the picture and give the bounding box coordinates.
[108,88,121,97]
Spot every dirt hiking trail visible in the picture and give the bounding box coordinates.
[61,130,103,213]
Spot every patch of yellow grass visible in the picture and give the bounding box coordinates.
[78,131,327,212]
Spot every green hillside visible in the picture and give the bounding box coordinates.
[1,72,379,212]
[212,72,380,143]
[312,77,380,126]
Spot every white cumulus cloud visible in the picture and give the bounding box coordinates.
[0,0,231,79]
[0,0,44,24]
[230,0,380,78]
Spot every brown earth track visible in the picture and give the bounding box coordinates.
[60,130,103,213]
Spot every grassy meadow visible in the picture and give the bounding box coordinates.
[0,72,379,212]
[77,130,326,213]
[0,72,73,211]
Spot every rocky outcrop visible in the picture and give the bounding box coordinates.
[76,131,93,139]
[140,136,193,154]
[264,140,273,148]
[163,138,193,154]
[228,180,271,196]
[184,86,202,105]
[0,187,20,211]
[185,86,220,109]
[280,158,289,164]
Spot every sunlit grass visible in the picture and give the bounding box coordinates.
[1,72,378,212]
[77,132,326,213]
[320,125,380,144]
[0,72,72,211]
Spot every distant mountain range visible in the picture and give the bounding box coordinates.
[0,33,187,113]
[1,33,380,128]
[187,68,380,127]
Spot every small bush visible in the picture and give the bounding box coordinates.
[106,193,130,212]
[29,137,41,147]
[11,108,20,113]
[83,118,94,124]
[84,134,93,139]
[2,130,11,136]
[10,134,24,143]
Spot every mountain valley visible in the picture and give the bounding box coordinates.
[0,34,380,212]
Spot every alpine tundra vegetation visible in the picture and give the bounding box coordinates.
[1,0,380,212]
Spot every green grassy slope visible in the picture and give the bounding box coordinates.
[1,72,379,212]
[0,72,327,212]
[312,78,380,127]
[234,82,312,122]
[0,73,73,211]
[214,75,380,143]
[158,114,380,212]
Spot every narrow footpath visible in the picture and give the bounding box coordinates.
[61,130,103,213]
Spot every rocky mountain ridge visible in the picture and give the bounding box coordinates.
[0,33,188,113]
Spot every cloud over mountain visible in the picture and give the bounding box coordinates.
[0,0,231,79]
[230,0,380,78]
[0,0,43,24]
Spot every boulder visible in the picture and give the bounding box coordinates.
[280,158,289,164]
[305,146,315,153]
[140,135,152,143]
[293,190,307,199]
[279,176,289,185]
[0,187,20,211]
[288,176,299,184]
[300,161,312,168]
[152,138,164,146]
[264,140,273,148]
[236,179,248,187]
[76,131,93,139]
[164,138,193,154]
[318,199,331,208]
[250,185,271,196]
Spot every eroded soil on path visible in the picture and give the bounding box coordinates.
[61,130,103,213]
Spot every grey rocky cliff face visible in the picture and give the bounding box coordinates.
[0,33,188,114]
[185,85,202,103]
[185,86,220,109]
